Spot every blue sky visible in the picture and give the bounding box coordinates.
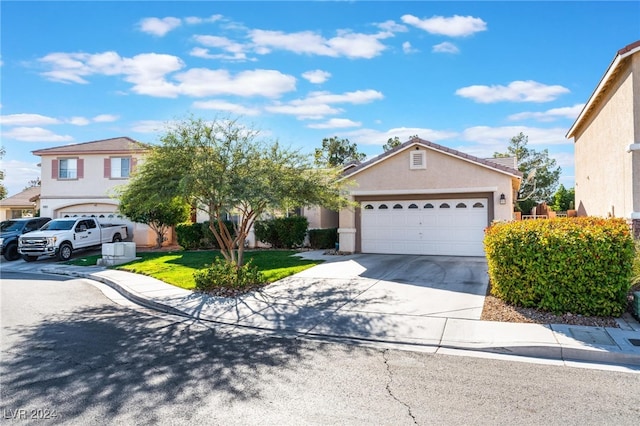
[1,1,639,197]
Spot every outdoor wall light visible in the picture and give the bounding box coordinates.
[499,193,506,205]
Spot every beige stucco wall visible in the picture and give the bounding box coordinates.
[574,57,637,219]
[37,152,157,246]
[338,145,517,252]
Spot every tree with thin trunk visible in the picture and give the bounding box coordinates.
[135,117,352,267]
[314,136,366,167]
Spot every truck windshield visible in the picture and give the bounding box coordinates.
[40,220,76,231]
[0,220,23,232]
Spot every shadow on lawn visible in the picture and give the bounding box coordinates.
[1,302,370,422]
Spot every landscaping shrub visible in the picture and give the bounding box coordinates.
[194,258,265,291]
[176,222,204,250]
[308,228,338,249]
[176,221,235,249]
[255,216,308,248]
[484,217,634,317]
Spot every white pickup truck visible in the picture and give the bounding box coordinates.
[18,217,128,262]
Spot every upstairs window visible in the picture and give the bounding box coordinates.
[107,157,132,179]
[53,158,83,180]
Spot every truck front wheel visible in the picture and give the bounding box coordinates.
[3,243,20,261]
[58,243,73,261]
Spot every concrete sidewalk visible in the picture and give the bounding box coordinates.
[28,251,640,368]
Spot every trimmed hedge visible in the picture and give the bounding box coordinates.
[254,216,308,249]
[308,228,338,249]
[484,217,634,317]
[176,220,235,250]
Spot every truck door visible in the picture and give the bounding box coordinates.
[74,219,100,247]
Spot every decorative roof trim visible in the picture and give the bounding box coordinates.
[566,40,640,139]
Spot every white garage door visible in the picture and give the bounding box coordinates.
[361,199,488,256]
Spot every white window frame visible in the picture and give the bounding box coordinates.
[110,157,131,179]
[59,158,78,179]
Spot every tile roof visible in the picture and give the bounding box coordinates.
[32,136,150,156]
[342,137,523,178]
[1,186,40,207]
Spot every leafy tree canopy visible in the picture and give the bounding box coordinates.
[314,136,366,167]
[494,132,561,213]
[550,184,575,212]
[382,135,419,152]
[135,117,353,266]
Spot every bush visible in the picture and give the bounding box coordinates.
[484,217,634,317]
[255,216,308,248]
[308,228,338,249]
[194,258,265,291]
[176,221,235,250]
[176,222,204,250]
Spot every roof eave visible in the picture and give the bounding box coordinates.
[566,41,640,139]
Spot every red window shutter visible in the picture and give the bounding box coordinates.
[104,158,111,178]
[130,157,137,174]
[77,159,84,179]
[51,159,59,179]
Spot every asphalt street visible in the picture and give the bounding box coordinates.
[1,271,639,425]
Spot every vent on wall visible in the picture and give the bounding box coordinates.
[410,150,426,169]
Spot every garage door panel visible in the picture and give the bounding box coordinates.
[361,199,488,256]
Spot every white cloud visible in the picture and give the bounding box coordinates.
[68,116,90,126]
[402,42,417,54]
[302,70,331,84]
[1,127,74,142]
[0,113,60,126]
[375,20,408,33]
[192,99,260,116]
[508,104,585,122]
[461,126,570,148]
[189,47,250,62]
[174,68,296,98]
[249,29,390,59]
[433,42,459,54]
[138,17,181,37]
[345,127,458,146]
[265,90,383,120]
[92,114,119,123]
[307,118,362,129]
[39,51,297,99]
[401,14,487,37]
[130,120,168,134]
[265,103,343,120]
[1,159,41,197]
[185,14,223,25]
[456,80,570,103]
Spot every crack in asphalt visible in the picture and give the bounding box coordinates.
[382,349,417,425]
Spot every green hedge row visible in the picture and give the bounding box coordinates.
[176,221,235,250]
[484,217,634,317]
[308,228,338,249]
[254,216,308,249]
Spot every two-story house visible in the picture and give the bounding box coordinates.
[566,40,640,238]
[33,136,158,246]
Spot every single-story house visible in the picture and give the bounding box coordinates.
[337,137,522,257]
[566,39,640,238]
[0,186,40,221]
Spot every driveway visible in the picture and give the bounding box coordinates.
[178,253,490,345]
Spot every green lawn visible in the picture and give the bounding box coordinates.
[68,250,322,289]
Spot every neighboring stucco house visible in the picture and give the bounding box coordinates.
[566,40,640,238]
[337,138,522,256]
[0,186,40,220]
[32,136,160,246]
